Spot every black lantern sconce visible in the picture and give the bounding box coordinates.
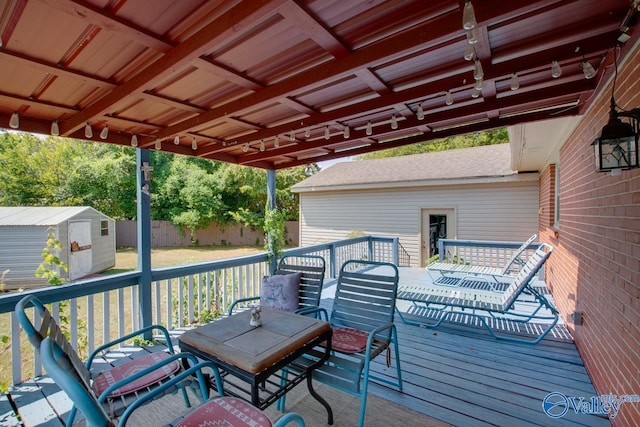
[593,98,639,173]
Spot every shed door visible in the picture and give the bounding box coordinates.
[421,208,456,267]
[69,220,92,280]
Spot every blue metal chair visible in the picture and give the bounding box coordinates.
[39,335,305,426]
[16,295,204,425]
[283,260,403,427]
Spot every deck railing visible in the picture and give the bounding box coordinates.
[0,235,404,386]
[436,237,540,271]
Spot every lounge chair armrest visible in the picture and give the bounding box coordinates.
[365,321,396,354]
[295,306,328,320]
[228,296,260,316]
[118,360,224,427]
[86,324,174,368]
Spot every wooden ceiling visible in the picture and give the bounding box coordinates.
[0,0,638,169]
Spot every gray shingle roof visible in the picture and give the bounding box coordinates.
[293,143,515,191]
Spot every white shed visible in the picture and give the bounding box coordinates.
[291,144,539,267]
[0,206,116,289]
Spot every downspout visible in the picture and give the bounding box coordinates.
[136,148,153,338]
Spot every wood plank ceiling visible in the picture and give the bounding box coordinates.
[0,0,638,169]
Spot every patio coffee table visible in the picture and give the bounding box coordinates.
[179,307,334,423]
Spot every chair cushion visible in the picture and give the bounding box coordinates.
[175,397,272,427]
[93,351,180,397]
[260,272,302,312]
[331,327,369,353]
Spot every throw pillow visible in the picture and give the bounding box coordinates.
[260,272,302,312]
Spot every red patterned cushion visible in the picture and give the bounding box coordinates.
[176,397,272,427]
[93,351,180,397]
[331,327,369,353]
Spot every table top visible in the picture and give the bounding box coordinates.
[179,307,330,374]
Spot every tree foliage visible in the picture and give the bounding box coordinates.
[355,128,509,160]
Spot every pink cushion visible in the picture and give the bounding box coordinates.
[93,351,180,397]
[176,397,272,427]
[331,327,369,353]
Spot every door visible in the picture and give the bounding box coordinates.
[69,220,92,280]
[420,208,456,267]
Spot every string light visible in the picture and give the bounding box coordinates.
[391,114,398,130]
[510,72,520,91]
[466,27,478,45]
[304,126,311,138]
[155,139,161,150]
[191,137,197,150]
[462,1,477,30]
[343,126,350,138]
[131,134,138,147]
[582,60,596,79]
[474,78,483,91]
[84,123,93,138]
[417,105,424,120]
[473,60,484,80]
[173,135,180,145]
[472,88,481,98]
[51,120,60,136]
[445,90,454,106]
[324,126,330,140]
[242,143,249,152]
[366,121,372,136]
[274,135,280,148]
[9,112,19,129]
[551,60,562,78]
[464,44,474,61]
[290,130,295,141]
[100,126,109,139]
[259,139,265,151]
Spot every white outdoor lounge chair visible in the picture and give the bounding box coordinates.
[426,234,538,283]
[398,243,557,344]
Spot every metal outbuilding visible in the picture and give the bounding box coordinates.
[0,206,116,289]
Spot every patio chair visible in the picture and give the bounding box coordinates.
[39,335,306,427]
[426,233,538,282]
[398,243,558,344]
[282,260,403,427]
[228,254,325,315]
[16,295,205,425]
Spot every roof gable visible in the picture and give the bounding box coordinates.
[0,207,102,226]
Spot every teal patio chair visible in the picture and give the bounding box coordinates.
[39,335,306,426]
[282,260,403,427]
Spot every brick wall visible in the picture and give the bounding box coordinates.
[545,42,640,426]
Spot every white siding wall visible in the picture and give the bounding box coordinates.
[298,181,539,267]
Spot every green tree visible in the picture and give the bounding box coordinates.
[356,128,508,159]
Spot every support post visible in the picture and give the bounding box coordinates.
[136,148,153,337]
[266,169,277,274]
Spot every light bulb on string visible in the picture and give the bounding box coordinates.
[366,121,372,136]
[51,121,60,136]
[510,72,519,91]
[466,27,478,45]
[417,105,424,120]
[274,135,280,148]
[242,143,249,152]
[324,126,330,140]
[100,126,109,139]
[464,44,474,61]
[582,61,596,79]
[391,114,398,130]
[289,130,295,141]
[9,112,19,129]
[474,77,483,91]
[131,134,138,147]
[304,126,310,138]
[259,139,265,151]
[173,135,180,145]
[445,90,454,106]
[472,88,481,98]
[84,123,93,138]
[473,60,484,80]
[551,60,562,78]
[343,126,350,138]
[155,139,161,150]
[191,137,197,150]
[462,1,477,30]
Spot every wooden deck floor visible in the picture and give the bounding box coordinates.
[1,286,610,427]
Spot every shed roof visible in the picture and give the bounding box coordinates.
[292,143,533,192]
[0,206,101,226]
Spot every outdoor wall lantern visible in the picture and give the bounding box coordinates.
[593,97,639,173]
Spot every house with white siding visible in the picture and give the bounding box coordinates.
[0,206,116,289]
[291,143,539,267]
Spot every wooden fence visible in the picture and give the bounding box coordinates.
[116,220,299,247]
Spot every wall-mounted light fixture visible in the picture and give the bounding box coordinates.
[592,47,639,173]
